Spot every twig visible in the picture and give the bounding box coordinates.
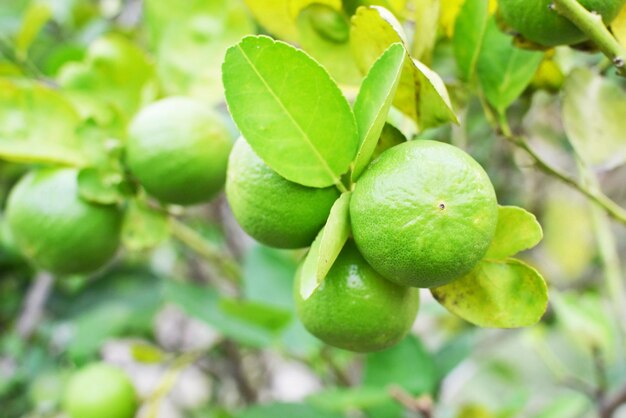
[591,347,609,402]
[320,347,352,387]
[16,272,54,339]
[389,386,434,418]
[223,340,257,404]
[600,383,626,418]
[169,217,241,283]
[496,116,626,226]
[551,0,626,77]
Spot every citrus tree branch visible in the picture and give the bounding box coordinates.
[169,218,241,283]
[497,117,626,226]
[551,0,626,77]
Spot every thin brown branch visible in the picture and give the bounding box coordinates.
[223,340,257,404]
[600,383,626,418]
[16,272,54,339]
[389,386,434,418]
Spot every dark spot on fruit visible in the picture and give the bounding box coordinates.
[438,202,446,210]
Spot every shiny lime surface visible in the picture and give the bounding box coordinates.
[226,137,339,249]
[295,242,420,352]
[63,363,137,418]
[350,140,498,288]
[127,97,232,205]
[6,169,122,275]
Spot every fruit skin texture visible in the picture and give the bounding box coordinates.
[126,97,233,205]
[350,140,498,289]
[63,363,137,418]
[226,137,339,249]
[295,241,419,352]
[6,169,122,275]
[498,0,626,47]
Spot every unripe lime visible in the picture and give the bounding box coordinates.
[498,0,626,46]
[126,97,233,205]
[350,140,498,288]
[63,363,137,418]
[6,169,122,275]
[295,241,420,352]
[226,138,339,249]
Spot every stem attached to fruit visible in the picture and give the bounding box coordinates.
[169,218,241,283]
[497,116,626,226]
[551,0,626,77]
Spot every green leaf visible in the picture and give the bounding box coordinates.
[238,403,344,418]
[562,68,626,169]
[296,4,361,85]
[299,192,351,299]
[485,206,543,260]
[352,43,405,180]
[412,0,439,64]
[77,167,126,205]
[432,259,548,328]
[15,2,51,58]
[453,0,489,81]
[145,0,254,104]
[243,245,298,310]
[363,335,437,395]
[373,122,406,159]
[0,79,86,166]
[163,280,275,347]
[222,35,358,188]
[218,298,292,332]
[350,6,457,131]
[307,387,391,412]
[476,18,543,114]
[121,200,170,252]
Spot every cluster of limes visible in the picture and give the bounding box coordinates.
[498,0,625,46]
[3,97,232,276]
[227,137,498,352]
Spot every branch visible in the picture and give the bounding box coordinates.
[16,272,54,339]
[169,217,241,283]
[601,383,626,418]
[551,0,626,77]
[223,340,258,404]
[497,116,626,226]
[389,386,434,418]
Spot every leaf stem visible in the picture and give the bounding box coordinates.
[169,218,241,283]
[551,0,626,77]
[497,116,626,226]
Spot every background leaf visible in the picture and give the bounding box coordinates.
[432,259,548,328]
[485,206,543,260]
[453,0,489,81]
[352,43,405,180]
[562,68,626,169]
[476,18,543,114]
[121,200,170,252]
[223,35,358,188]
[238,403,344,418]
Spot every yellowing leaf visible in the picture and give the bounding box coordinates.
[612,3,626,47]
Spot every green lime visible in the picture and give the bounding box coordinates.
[295,241,420,352]
[350,140,498,288]
[498,0,626,46]
[6,169,122,275]
[226,137,339,249]
[126,97,233,205]
[63,363,137,418]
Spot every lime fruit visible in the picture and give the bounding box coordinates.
[63,363,137,418]
[126,97,233,205]
[5,169,122,275]
[295,241,419,352]
[350,140,498,288]
[226,138,339,249]
[498,0,626,47]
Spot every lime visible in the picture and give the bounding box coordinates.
[226,137,339,249]
[498,0,626,46]
[6,169,122,275]
[295,241,420,352]
[126,97,233,205]
[350,140,498,288]
[63,363,137,418]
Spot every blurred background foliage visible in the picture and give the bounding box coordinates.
[1,0,626,417]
